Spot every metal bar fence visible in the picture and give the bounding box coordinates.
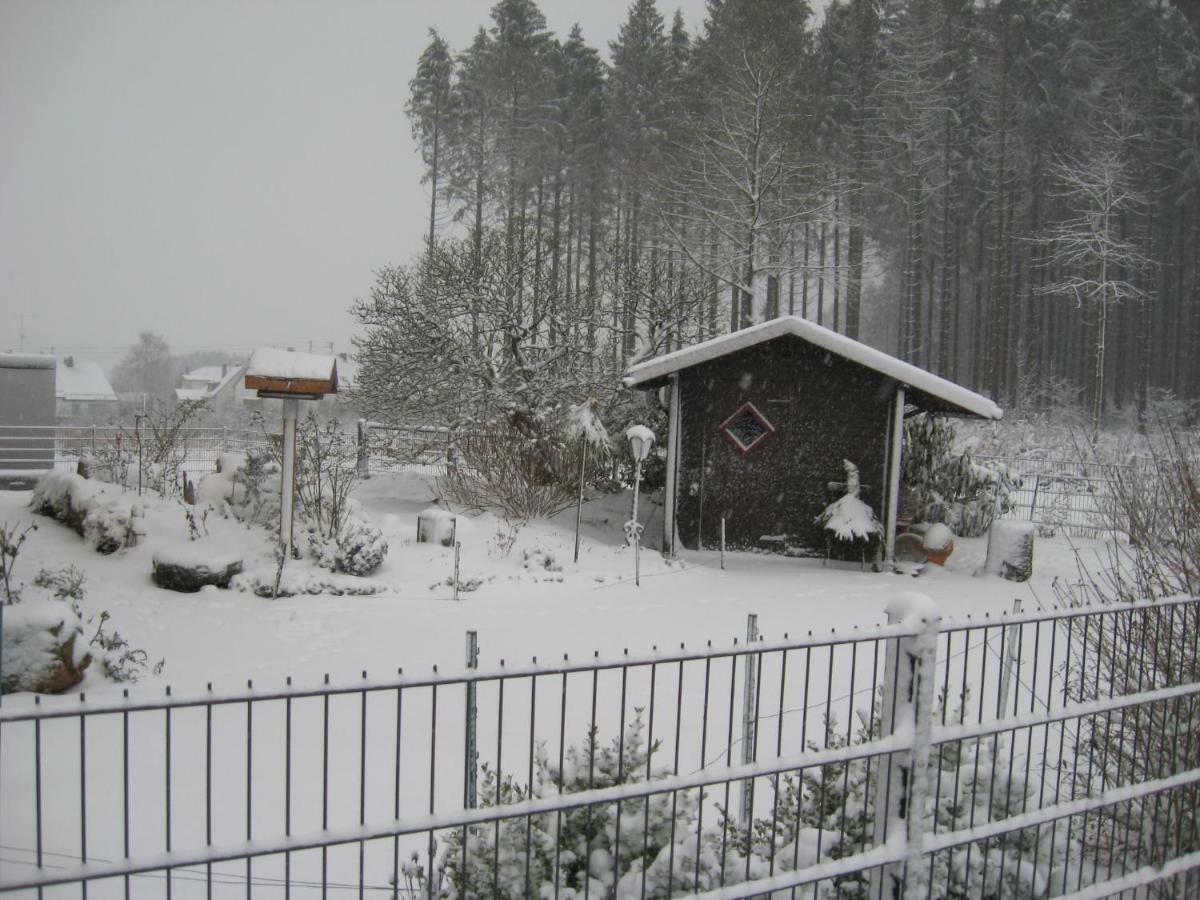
[1,598,1198,898]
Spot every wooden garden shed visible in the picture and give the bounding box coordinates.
[622,316,1003,563]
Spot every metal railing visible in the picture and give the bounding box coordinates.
[0,425,272,485]
[1,597,1198,898]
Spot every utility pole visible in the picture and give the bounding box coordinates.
[17,315,33,352]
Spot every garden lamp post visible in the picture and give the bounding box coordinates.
[625,425,655,586]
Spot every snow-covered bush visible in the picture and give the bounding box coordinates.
[439,418,581,521]
[334,517,388,576]
[230,569,387,598]
[121,399,208,497]
[903,415,1018,537]
[30,472,137,554]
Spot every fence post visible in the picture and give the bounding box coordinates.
[465,630,479,809]
[740,613,759,826]
[997,599,1023,725]
[870,593,939,900]
[356,419,370,479]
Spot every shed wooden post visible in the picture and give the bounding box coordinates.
[663,373,681,557]
[884,385,905,565]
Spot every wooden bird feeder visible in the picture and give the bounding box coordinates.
[245,348,339,563]
[245,347,338,400]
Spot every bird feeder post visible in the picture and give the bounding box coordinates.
[244,347,339,571]
[279,397,299,559]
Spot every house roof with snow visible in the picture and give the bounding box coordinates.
[622,316,1002,420]
[56,361,117,402]
[176,363,245,402]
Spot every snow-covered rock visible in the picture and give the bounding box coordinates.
[151,542,244,592]
[1,599,92,694]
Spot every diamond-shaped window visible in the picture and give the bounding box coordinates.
[719,402,776,455]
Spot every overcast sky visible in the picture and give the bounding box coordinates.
[2,0,729,366]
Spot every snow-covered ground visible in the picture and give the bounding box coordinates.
[0,471,1090,694]
[0,473,1104,898]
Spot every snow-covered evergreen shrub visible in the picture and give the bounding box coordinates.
[437,710,705,899]
[902,415,1018,537]
[334,517,388,576]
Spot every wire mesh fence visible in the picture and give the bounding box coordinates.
[2,597,1198,898]
[980,454,1156,539]
[358,423,456,478]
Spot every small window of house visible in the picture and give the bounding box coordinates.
[719,402,776,455]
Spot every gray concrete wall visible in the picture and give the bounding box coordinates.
[0,354,57,479]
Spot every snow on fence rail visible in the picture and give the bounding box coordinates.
[1,596,1198,898]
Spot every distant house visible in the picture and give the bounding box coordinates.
[175,363,246,405]
[56,358,118,421]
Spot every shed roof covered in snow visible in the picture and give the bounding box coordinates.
[623,316,1002,420]
[55,361,116,402]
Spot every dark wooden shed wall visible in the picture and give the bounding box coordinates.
[674,334,894,554]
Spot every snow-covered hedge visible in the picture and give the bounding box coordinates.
[1,598,91,694]
[30,471,138,554]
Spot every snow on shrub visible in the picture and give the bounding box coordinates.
[1,597,91,694]
[902,415,1018,538]
[30,471,137,554]
[335,517,388,576]
[436,710,705,898]
[230,569,387,598]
